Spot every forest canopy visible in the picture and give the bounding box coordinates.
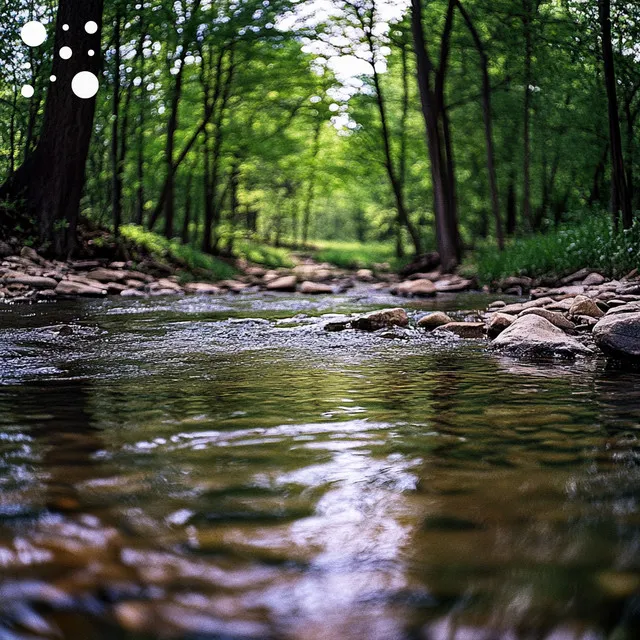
[0,0,639,271]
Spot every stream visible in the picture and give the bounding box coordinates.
[0,289,638,639]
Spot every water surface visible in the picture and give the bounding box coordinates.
[0,290,638,639]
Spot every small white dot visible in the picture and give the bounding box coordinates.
[21,21,47,47]
[88,49,95,57]
[85,21,98,35]
[62,24,69,31]
[50,75,57,82]
[21,85,35,98]
[59,46,72,59]
[72,71,99,99]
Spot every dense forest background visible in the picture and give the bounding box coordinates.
[0,0,639,275]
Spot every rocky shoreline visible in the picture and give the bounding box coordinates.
[2,245,639,362]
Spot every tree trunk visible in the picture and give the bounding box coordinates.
[134,14,146,226]
[111,12,123,236]
[366,22,422,256]
[598,0,632,228]
[0,0,105,255]
[410,0,460,272]
[456,0,503,249]
[522,0,533,230]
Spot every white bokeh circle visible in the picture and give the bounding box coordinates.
[59,46,72,59]
[85,21,98,34]
[21,21,47,47]
[21,85,35,98]
[71,71,99,99]
[62,24,69,32]
[50,75,57,82]
[88,49,95,57]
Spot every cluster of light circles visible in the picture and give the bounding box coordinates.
[19,20,100,99]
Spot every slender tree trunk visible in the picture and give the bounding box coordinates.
[456,0,503,249]
[0,0,105,255]
[522,0,533,230]
[366,23,422,256]
[302,120,322,246]
[134,15,146,226]
[111,12,123,236]
[410,0,460,272]
[598,0,632,228]
[182,171,193,244]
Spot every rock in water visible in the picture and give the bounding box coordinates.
[433,322,486,339]
[593,313,640,360]
[266,276,297,292]
[487,313,516,337]
[299,281,333,295]
[569,295,604,319]
[491,315,592,358]
[351,308,409,331]
[520,308,576,332]
[417,312,453,330]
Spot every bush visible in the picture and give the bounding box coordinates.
[472,213,640,283]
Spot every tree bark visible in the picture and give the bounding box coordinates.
[598,0,632,228]
[111,11,123,236]
[0,0,105,256]
[456,0,503,250]
[410,0,460,272]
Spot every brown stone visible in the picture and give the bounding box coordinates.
[487,313,516,337]
[351,308,409,331]
[299,281,333,295]
[266,276,297,292]
[418,312,453,330]
[520,308,576,332]
[434,322,486,339]
[55,281,107,297]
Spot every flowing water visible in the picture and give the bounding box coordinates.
[0,290,639,640]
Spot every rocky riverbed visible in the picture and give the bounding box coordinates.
[2,244,640,362]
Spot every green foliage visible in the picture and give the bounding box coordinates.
[119,225,237,280]
[472,213,640,283]
[233,239,295,269]
[313,240,405,270]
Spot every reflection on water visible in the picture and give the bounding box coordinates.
[0,294,639,639]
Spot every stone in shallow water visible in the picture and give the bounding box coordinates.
[491,315,592,358]
[266,275,297,292]
[593,312,640,360]
[417,311,453,330]
[299,281,333,295]
[351,308,409,331]
[569,295,604,319]
[487,312,516,337]
[433,322,486,339]
[520,308,576,332]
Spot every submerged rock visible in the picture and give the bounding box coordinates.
[351,308,409,331]
[417,311,453,330]
[593,312,640,360]
[491,315,592,358]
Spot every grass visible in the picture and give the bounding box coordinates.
[312,240,406,271]
[119,225,237,281]
[469,213,640,284]
[232,238,295,269]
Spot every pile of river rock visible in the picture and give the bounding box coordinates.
[321,266,640,362]
[2,244,640,362]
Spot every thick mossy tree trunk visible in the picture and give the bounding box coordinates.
[0,0,104,256]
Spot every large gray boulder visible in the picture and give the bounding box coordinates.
[593,312,640,360]
[491,314,592,358]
